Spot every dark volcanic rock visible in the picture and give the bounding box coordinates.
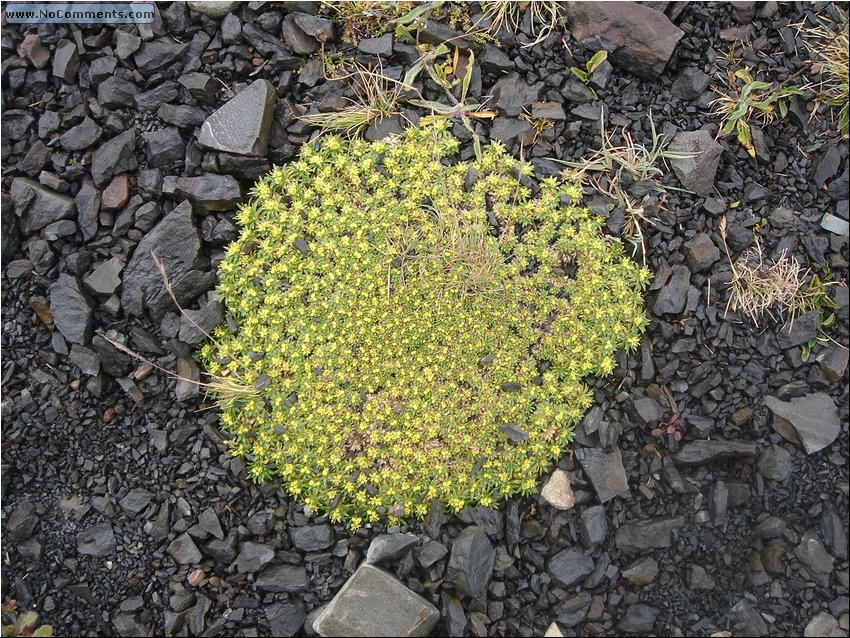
[143,127,184,168]
[548,547,594,589]
[91,129,138,187]
[162,175,242,210]
[265,601,305,637]
[615,516,685,553]
[98,76,141,108]
[366,533,419,565]
[672,67,711,100]
[59,117,103,151]
[563,1,684,79]
[7,501,39,541]
[669,131,723,196]
[776,310,819,348]
[618,604,660,634]
[653,265,690,315]
[684,233,721,272]
[446,525,495,598]
[764,393,840,455]
[77,522,116,557]
[52,39,79,82]
[255,564,309,593]
[490,73,543,117]
[290,524,334,552]
[672,440,758,466]
[575,447,629,503]
[197,79,276,156]
[49,274,93,345]
[10,177,75,236]
[134,39,189,74]
[121,201,214,320]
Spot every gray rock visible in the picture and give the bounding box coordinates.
[43,219,76,241]
[121,201,214,320]
[580,505,607,547]
[820,212,849,236]
[84,257,124,296]
[574,447,629,503]
[563,1,683,79]
[795,531,835,574]
[358,33,393,57]
[7,501,39,541]
[672,440,758,466]
[804,612,844,637]
[777,309,819,348]
[456,507,502,538]
[813,144,841,188]
[688,564,716,590]
[76,181,100,241]
[416,540,448,568]
[684,232,720,272]
[187,1,239,18]
[112,613,147,637]
[817,345,849,383]
[548,547,594,589]
[203,533,237,562]
[313,563,439,637]
[255,564,309,592]
[615,516,685,554]
[10,177,75,236]
[490,73,543,117]
[490,118,535,145]
[653,264,690,315]
[265,600,305,637]
[179,73,218,102]
[220,13,242,44]
[178,298,224,344]
[134,82,180,111]
[672,67,711,100]
[669,130,723,196]
[480,44,514,74]
[633,396,662,423]
[162,175,242,210]
[168,533,203,564]
[49,274,93,345]
[115,31,141,59]
[618,604,659,634]
[728,598,767,637]
[119,488,153,517]
[366,533,419,564]
[554,593,591,627]
[540,469,576,510]
[764,393,840,455]
[77,522,116,556]
[622,556,658,586]
[59,117,103,151]
[531,101,567,120]
[821,509,849,560]
[442,592,466,636]
[134,39,190,74]
[156,104,208,129]
[175,356,200,402]
[197,507,224,540]
[418,19,471,48]
[758,445,793,481]
[53,39,79,82]
[290,524,334,552]
[281,13,325,54]
[143,127,184,168]
[446,525,495,598]
[91,129,138,187]
[236,542,275,573]
[98,76,141,108]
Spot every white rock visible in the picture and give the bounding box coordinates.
[187,1,239,18]
[540,469,576,510]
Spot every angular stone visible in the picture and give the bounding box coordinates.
[116,31,141,59]
[358,33,393,57]
[77,522,116,557]
[49,274,93,345]
[10,177,75,236]
[804,612,843,638]
[59,117,103,151]
[563,1,683,79]
[531,101,567,120]
[490,72,543,117]
[143,127,184,168]
[121,201,214,320]
[618,604,659,634]
[776,310,819,348]
[265,600,305,637]
[17,34,50,69]
[574,447,629,503]
[119,488,154,517]
[554,592,591,627]
[168,533,203,564]
[817,345,849,383]
[98,76,141,108]
[622,556,658,586]
[102,174,130,210]
[758,445,793,481]
[156,103,208,129]
[236,542,275,573]
[7,501,39,541]
[314,563,439,637]
[134,38,189,74]
[179,72,218,102]
[580,505,607,547]
[672,67,711,100]
[255,564,309,593]
[91,129,138,187]
[76,181,100,241]
[540,469,576,510]
[162,175,242,210]
[669,130,723,197]
[764,393,840,455]
[795,531,834,574]
[684,232,720,272]
[446,525,495,598]
[197,80,276,156]
[178,298,224,344]
[366,533,419,565]
[820,213,849,236]
[653,264,690,315]
[548,547,594,589]
[672,440,758,467]
[84,257,124,296]
[615,516,685,554]
[290,524,334,552]
[187,1,239,18]
[53,39,79,82]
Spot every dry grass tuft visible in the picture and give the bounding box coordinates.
[480,0,561,47]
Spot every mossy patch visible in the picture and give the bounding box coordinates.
[200,121,650,528]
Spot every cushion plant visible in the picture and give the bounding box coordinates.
[199,120,650,529]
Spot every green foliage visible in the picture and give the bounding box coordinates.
[200,122,650,528]
[711,68,803,157]
[1,601,53,638]
[570,50,608,99]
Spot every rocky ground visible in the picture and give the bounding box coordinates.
[1,1,849,636]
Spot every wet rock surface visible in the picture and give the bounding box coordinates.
[1,3,848,638]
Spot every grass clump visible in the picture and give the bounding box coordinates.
[200,121,650,528]
[480,0,562,47]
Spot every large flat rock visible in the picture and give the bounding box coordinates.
[313,563,439,637]
[197,79,276,156]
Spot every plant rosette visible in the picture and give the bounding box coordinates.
[200,120,650,529]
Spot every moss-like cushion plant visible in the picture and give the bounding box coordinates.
[200,120,650,529]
